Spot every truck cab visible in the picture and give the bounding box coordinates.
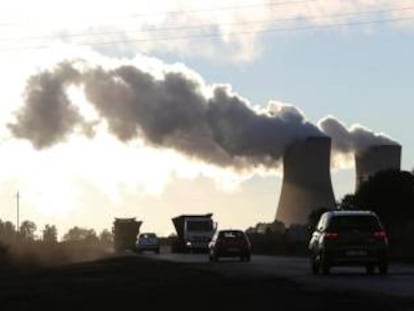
[172,214,217,253]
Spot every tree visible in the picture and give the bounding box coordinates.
[42,224,58,244]
[0,219,5,239]
[341,194,357,210]
[0,221,17,242]
[19,220,37,240]
[99,229,114,247]
[351,169,414,257]
[353,170,414,225]
[307,207,332,231]
[63,226,98,243]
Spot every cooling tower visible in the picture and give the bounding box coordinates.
[276,136,336,226]
[355,144,402,190]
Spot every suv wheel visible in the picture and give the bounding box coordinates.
[242,254,251,262]
[311,255,319,275]
[321,252,331,275]
[378,261,388,275]
[322,264,330,275]
[366,264,375,275]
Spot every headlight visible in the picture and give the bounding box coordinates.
[186,241,192,246]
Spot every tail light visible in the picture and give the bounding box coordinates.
[323,232,338,240]
[215,241,223,249]
[373,230,387,241]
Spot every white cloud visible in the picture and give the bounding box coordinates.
[0,0,413,61]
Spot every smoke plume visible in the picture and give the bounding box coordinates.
[8,59,323,170]
[318,116,399,155]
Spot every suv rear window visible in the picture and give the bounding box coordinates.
[327,215,381,232]
[218,231,245,239]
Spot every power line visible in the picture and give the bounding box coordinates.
[117,0,311,17]
[0,0,314,27]
[0,14,413,53]
[2,5,414,43]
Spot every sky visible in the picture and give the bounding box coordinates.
[0,0,413,239]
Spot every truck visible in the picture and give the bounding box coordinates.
[171,213,217,253]
[113,218,142,252]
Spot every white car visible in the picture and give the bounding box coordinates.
[136,233,160,254]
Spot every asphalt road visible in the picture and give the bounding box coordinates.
[145,253,414,299]
[1,252,413,310]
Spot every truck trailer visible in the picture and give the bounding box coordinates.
[171,214,216,253]
[113,218,142,252]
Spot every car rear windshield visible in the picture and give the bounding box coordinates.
[218,231,245,239]
[327,215,381,232]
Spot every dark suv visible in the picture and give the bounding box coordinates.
[309,210,388,275]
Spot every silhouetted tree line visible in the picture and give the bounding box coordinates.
[246,170,414,259]
[0,220,113,245]
[340,169,414,259]
[341,170,414,222]
[246,220,309,256]
[0,220,56,244]
[0,220,114,268]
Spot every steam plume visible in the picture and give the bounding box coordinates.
[318,116,400,154]
[8,59,323,170]
[9,62,82,149]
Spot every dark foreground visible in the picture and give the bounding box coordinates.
[0,255,413,310]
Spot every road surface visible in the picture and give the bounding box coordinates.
[1,253,413,310]
[145,253,414,299]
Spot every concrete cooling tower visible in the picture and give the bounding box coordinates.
[276,136,336,226]
[355,145,402,190]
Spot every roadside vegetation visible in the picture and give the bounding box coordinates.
[247,169,414,260]
[0,221,113,270]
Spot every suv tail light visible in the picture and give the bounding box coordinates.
[373,230,387,241]
[323,232,338,240]
[215,241,223,249]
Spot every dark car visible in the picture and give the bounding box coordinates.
[208,230,251,262]
[309,210,388,275]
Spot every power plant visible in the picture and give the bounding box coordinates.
[276,136,336,226]
[355,144,402,190]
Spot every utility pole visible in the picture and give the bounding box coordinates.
[16,191,20,232]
